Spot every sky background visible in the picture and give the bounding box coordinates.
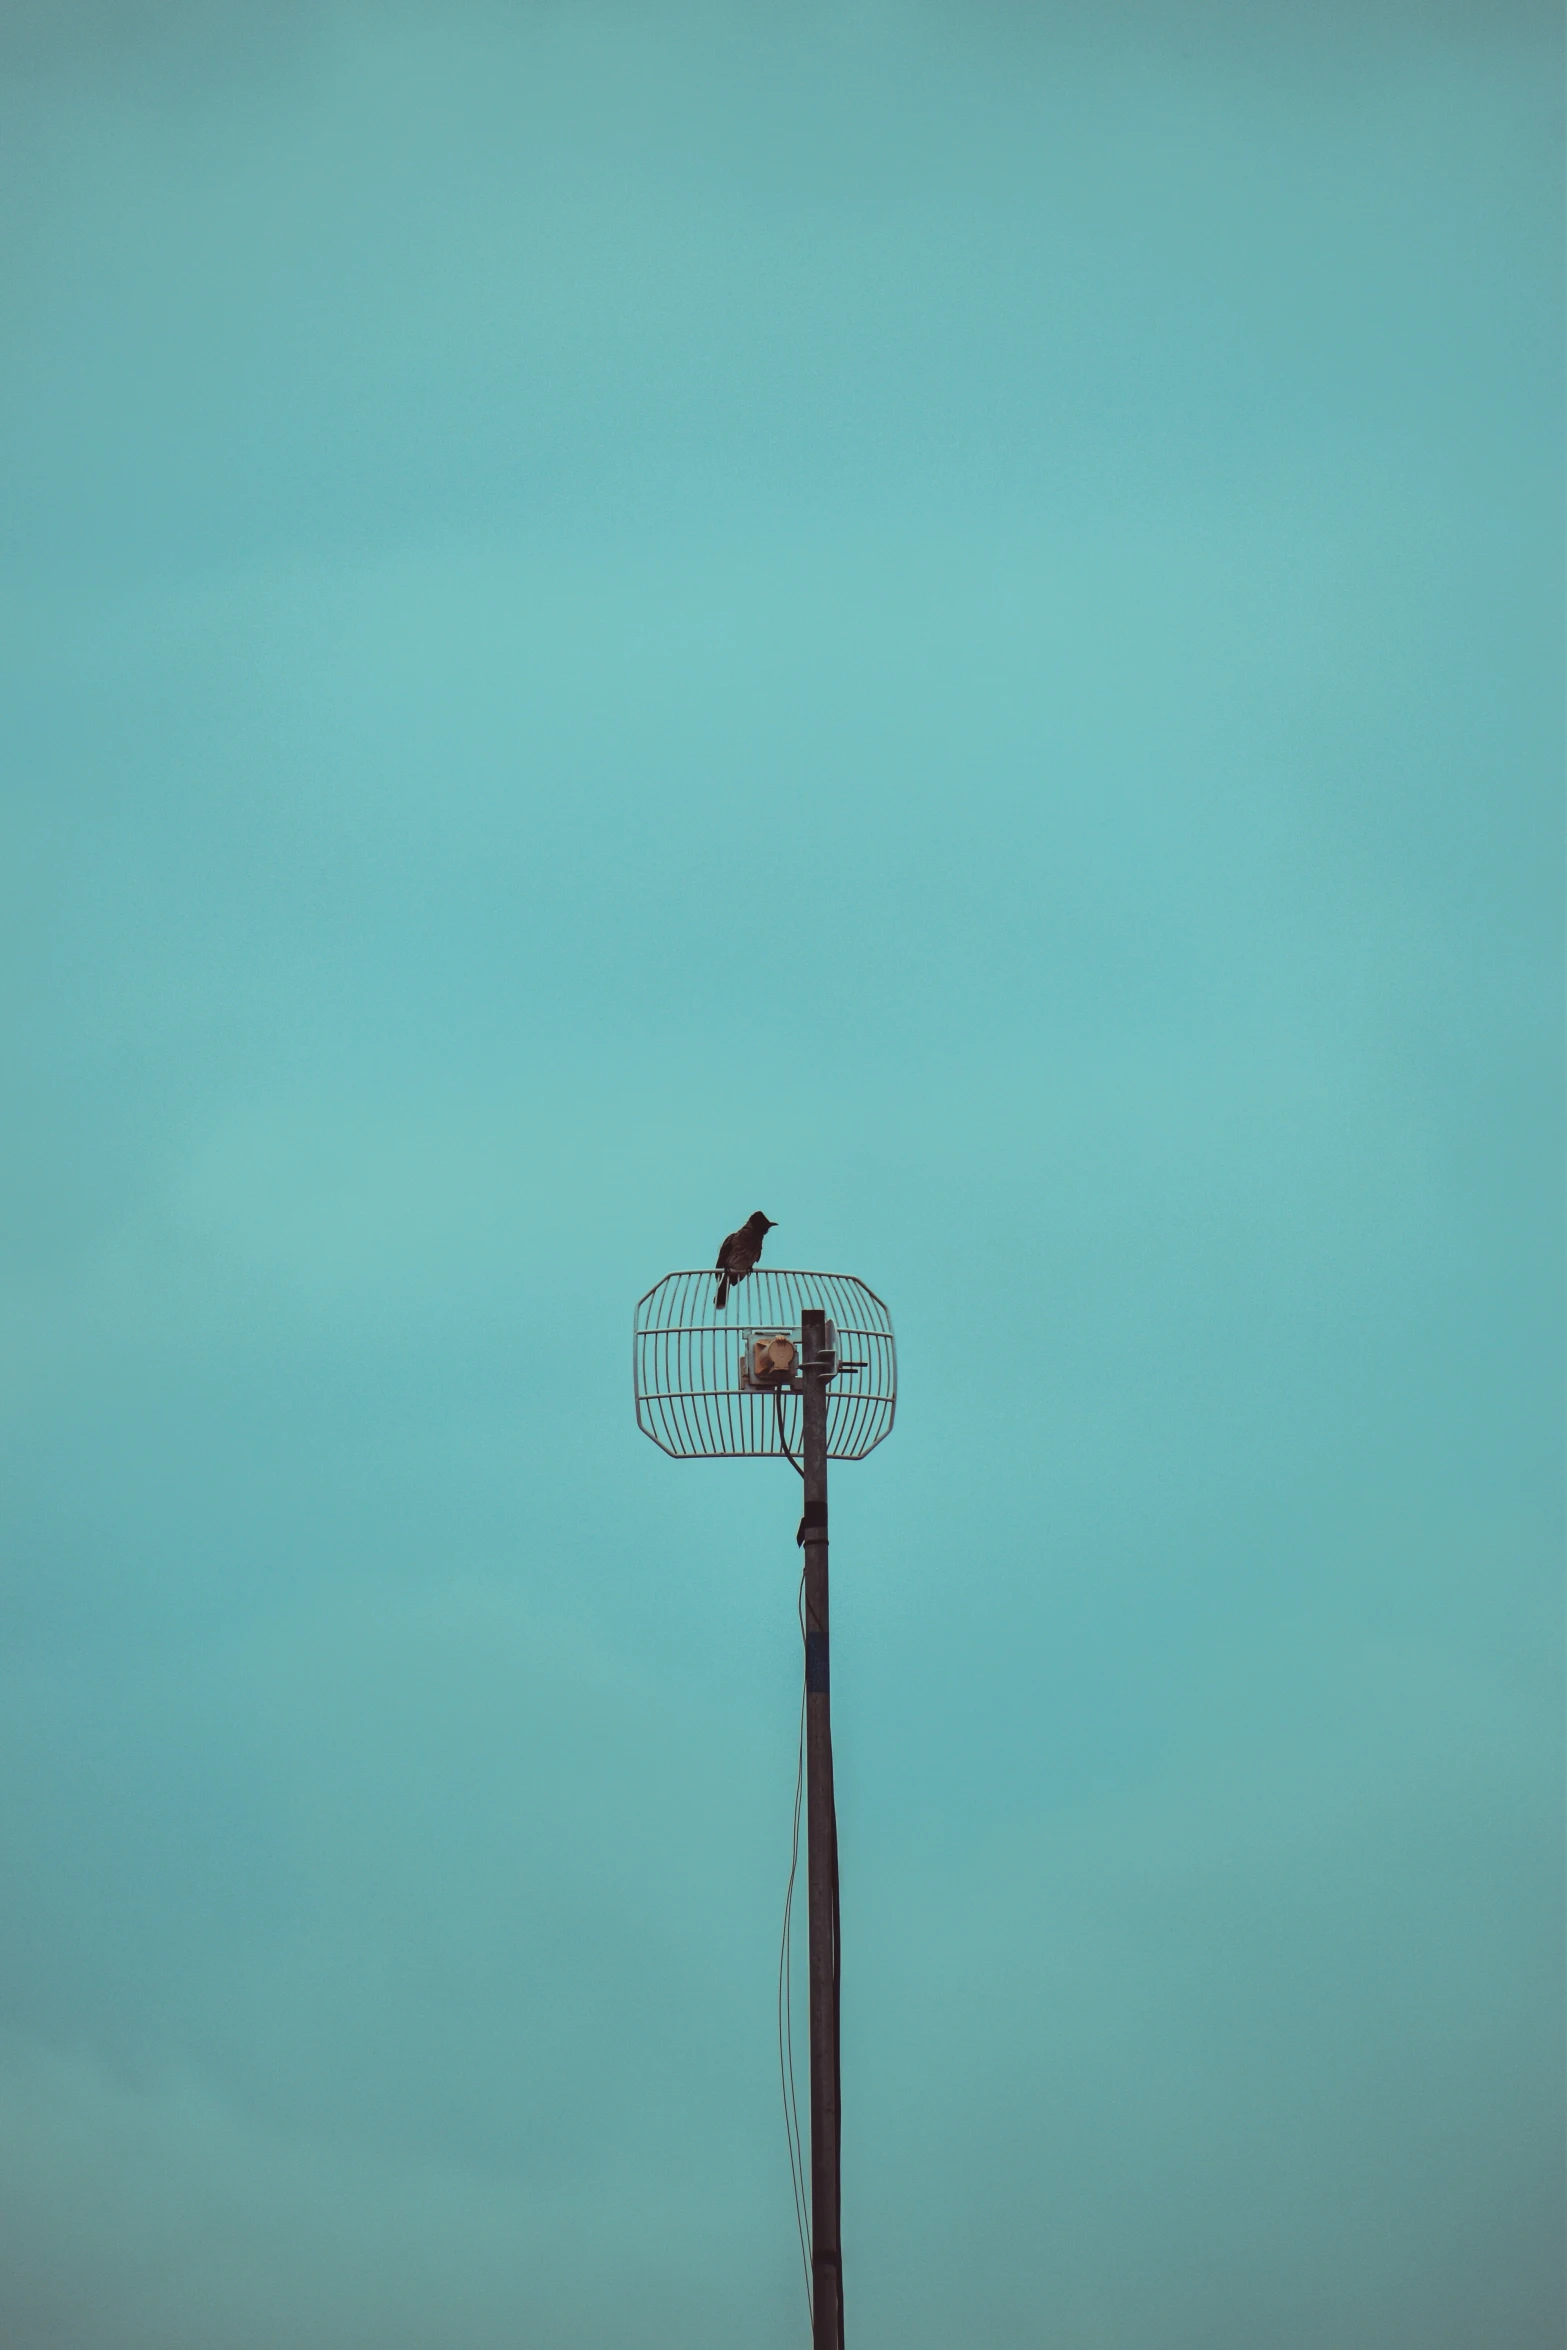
[0,2,1561,2345]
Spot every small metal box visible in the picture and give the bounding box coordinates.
[737,1322,842,1391]
[740,1327,802,1391]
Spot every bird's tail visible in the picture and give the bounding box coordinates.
[715,1276,729,1312]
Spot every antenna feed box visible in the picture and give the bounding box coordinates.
[739,1322,837,1392]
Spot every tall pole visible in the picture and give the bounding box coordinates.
[800,1306,841,2348]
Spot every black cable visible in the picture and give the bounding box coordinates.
[774,1385,804,1478]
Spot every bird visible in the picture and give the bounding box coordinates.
[714,1211,776,1311]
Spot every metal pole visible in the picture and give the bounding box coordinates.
[800,1307,842,2348]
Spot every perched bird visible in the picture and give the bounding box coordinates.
[714,1211,776,1311]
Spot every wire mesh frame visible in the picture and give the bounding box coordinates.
[634,1270,896,1460]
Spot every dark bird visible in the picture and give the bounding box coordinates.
[714,1211,776,1311]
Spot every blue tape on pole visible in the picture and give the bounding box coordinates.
[805,1631,830,1694]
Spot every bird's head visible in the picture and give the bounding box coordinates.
[751,1212,776,1232]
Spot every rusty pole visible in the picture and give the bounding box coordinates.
[800,1306,842,2346]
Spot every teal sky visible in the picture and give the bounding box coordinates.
[0,4,1560,2345]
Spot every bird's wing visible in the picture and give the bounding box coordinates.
[716,1230,737,1269]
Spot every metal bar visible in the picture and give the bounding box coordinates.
[668,1300,692,1459]
[692,1285,723,1459]
[686,1283,713,1459]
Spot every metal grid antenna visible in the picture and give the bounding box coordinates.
[633,1269,896,1460]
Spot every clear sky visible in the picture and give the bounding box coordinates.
[0,3,1560,2345]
